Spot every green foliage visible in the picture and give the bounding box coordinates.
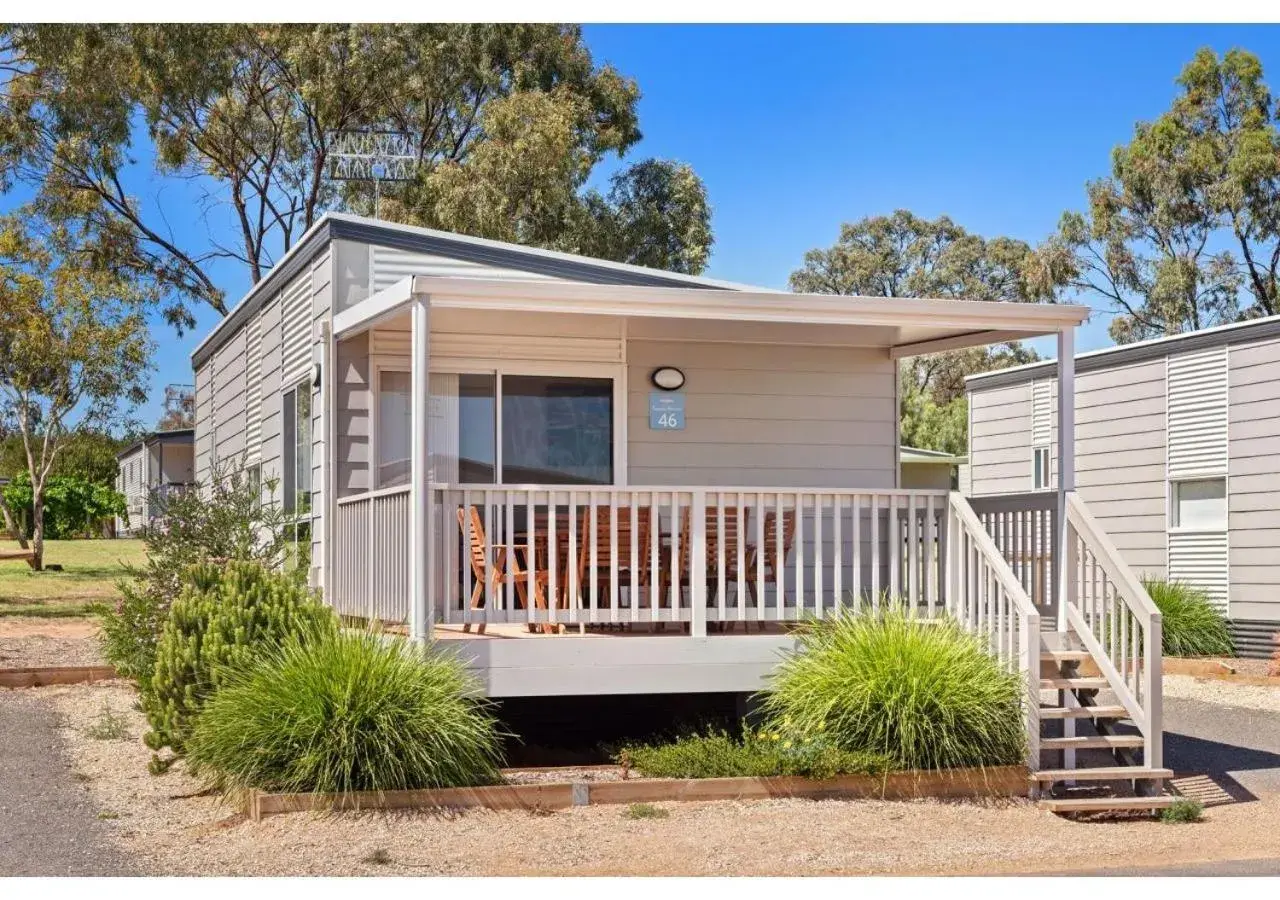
[1038,48,1280,342]
[84,703,131,741]
[1141,577,1234,658]
[142,560,335,756]
[624,803,669,820]
[1160,798,1204,824]
[186,629,504,794]
[760,608,1026,770]
[1,471,125,539]
[0,24,712,334]
[98,463,294,683]
[0,430,124,486]
[618,729,893,781]
[790,210,1055,455]
[0,211,151,568]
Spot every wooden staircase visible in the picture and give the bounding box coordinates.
[1033,639,1173,814]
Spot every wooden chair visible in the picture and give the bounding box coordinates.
[457,506,553,635]
[567,505,655,628]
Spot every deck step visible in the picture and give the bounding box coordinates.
[1031,766,1173,783]
[1041,734,1145,751]
[1038,795,1176,813]
[1040,649,1092,663]
[1040,676,1109,691]
[1039,705,1129,720]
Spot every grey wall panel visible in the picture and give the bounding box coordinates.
[968,382,1032,495]
[336,332,371,497]
[626,341,897,490]
[1229,336,1280,623]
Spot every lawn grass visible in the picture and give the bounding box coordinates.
[0,539,145,615]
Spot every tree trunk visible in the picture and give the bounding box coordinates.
[0,491,30,550]
[30,488,45,571]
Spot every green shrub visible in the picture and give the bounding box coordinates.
[759,608,1026,770]
[1160,798,1204,824]
[618,729,893,780]
[624,803,669,820]
[84,703,131,741]
[1141,578,1234,658]
[186,629,504,794]
[143,560,334,755]
[98,462,296,684]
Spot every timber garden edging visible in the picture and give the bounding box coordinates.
[244,765,1029,821]
[0,665,119,688]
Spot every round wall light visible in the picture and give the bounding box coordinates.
[650,367,685,391]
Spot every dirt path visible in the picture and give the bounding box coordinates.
[0,689,135,875]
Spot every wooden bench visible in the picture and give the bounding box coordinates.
[0,548,37,569]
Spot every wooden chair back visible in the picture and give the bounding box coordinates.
[573,505,655,589]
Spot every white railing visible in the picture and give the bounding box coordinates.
[333,485,411,623]
[967,491,1058,618]
[947,492,1042,769]
[1063,492,1163,768]
[428,485,951,633]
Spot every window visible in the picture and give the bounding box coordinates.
[418,371,614,486]
[282,380,312,515]
[1033,446,1051,491]
[1172,478,1226,530]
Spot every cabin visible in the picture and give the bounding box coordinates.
[115,428,196,536]
[190,213,1169,810]
[966,316,1280,659]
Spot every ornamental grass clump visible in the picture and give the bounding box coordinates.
[619,729,892,780]
[186,629,505,795]
[143,560,335,756]
[760,608,1025,770]
[1141,578,1233,658]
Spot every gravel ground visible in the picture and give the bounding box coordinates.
[0,688,135,875]
[34,682,1280,876]
[0,617,106,669]
[1164,672,1280,713]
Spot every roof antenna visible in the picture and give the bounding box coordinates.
[327,131,420,220]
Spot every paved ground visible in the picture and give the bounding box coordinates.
[1163,695,1280,796]
[0,690,134,876]
[1072,857,1280,876]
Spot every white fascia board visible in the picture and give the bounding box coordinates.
[332,277,415,338]
[412,275,1089,336]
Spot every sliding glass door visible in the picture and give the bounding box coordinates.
[377,367,618,488]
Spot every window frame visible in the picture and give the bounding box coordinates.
[371,357,627,488]
[1168,475,1228,533]
[282,377,313,516]
[1032,445,1051,491]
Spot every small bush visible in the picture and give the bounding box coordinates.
[84,704,131,741]
[1160,798,1204,824]
[98,462,296,684]
[619,729,893,780]
[186,629,504,794]
[759,608,1026,770]
[1141,578,1234,658]
[143,560,335,755]
[624,803,669,820]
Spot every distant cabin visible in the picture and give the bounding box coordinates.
[115,429,196,536]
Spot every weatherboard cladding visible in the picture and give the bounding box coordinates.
[191,214,738,371]
[1166,348,1228,478]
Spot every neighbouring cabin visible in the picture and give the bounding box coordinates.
[190,212,1171,807]
[966,317,1280,659]
[114,429,196,537]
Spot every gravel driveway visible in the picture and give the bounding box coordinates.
[0,690,134,875]
[1163,676,1280,796]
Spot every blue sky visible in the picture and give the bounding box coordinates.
[8,24,1280,427]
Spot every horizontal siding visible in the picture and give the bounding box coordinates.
[1167,348,1227,477]
[969,382,1031,495]
[1228,337,1280,620]
[370,245,557,292]
[627,341,896,489]
[194,360,213,484]
[1169,531,1229,609]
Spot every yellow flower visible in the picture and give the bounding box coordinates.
[783,741,793,749]
[770,732,780,741]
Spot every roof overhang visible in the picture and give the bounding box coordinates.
[332,276,1090,356]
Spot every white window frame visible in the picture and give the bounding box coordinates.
[1032,445,1051,491]
[1167,474,1228,534]
[371,356,627,488]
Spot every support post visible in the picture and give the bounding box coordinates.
[1055,327,1075,634]
[690,491,707,639]
[409,295,432,644]
[321,321,336,601]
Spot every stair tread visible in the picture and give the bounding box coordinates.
[1039,705,1129,720]
[1040,649,1092,661]
[1040,676,1109,689]
[1039,795,1176,813]
[1031,766,1173,782]
[1042,734,1145,749]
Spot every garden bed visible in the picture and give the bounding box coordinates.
[245,765,1028,820]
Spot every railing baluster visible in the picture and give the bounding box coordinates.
[870,494,880,607]
[773,493,784,621]
[735,495,746,621]
[889,494,900,602]
[795,491,806,620]
[609,492,619,625]
[833,494,843,613]
[852,494,862,610]
[717,491,727,625]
